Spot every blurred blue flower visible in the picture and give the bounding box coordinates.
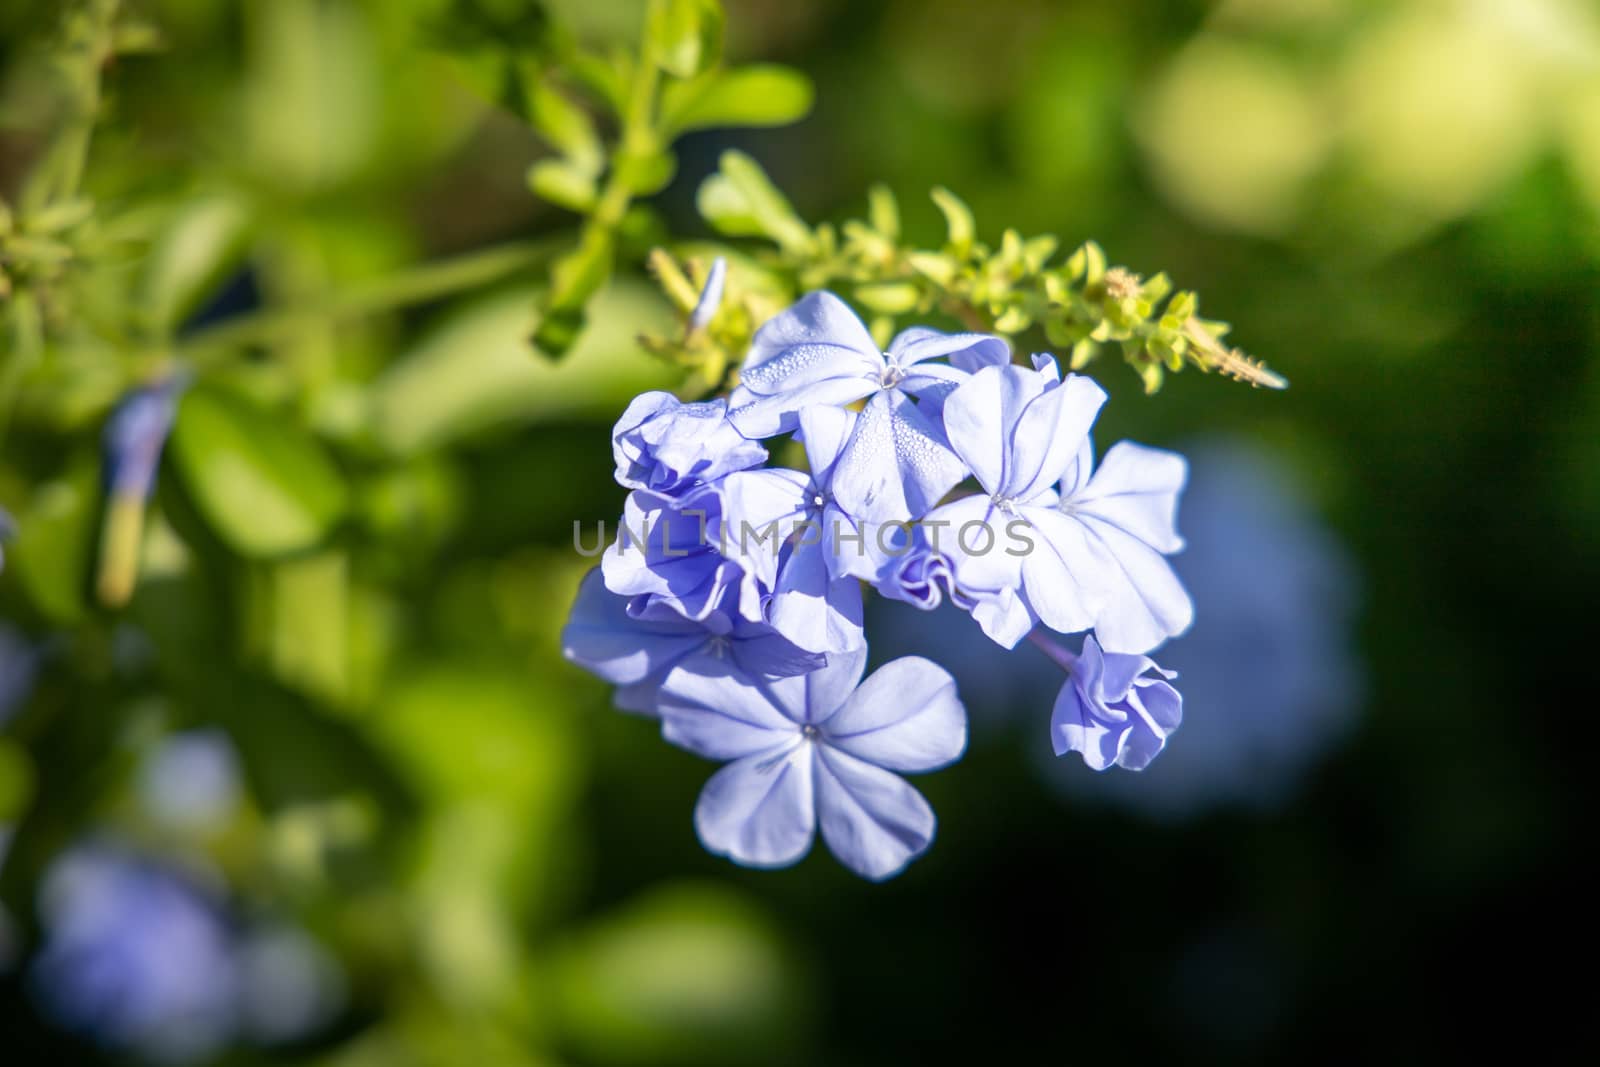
[103,376,187,503]
[1047,438,1362,819]
[30,846,239,1062]
[137,730,242,833]
[0,504,13,571]
[658,649,967,880]
[0,624,43,729]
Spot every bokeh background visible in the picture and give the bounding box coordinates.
[3,0,1597,1062]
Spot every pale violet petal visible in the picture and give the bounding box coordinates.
[658,662,800,759]
[694,745,816,869]
[813,746,937,881]
[1065,440,1188,553]
[821,656,966,773]
[832,391,967,524]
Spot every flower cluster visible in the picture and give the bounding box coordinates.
[564,282,1194,880]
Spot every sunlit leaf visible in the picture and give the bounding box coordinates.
[169,385,348,558]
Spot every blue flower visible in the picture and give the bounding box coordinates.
[1046,438,1361,818]
[658,649,967,880]
[1050,634,1182,771]
[0,505,13,572]
[688,255,727,333]
[926,356,1193,653]
[611,391,767,497]
[727,291,1008,522]
[30,846,239,1062]
[601,487,759,623]
[0,624,42,729]
[562,568,825,714]
[103,376,186,502]
[715,406,871,654]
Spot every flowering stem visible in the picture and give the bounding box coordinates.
[1026,628,1078,675]
[180,238,560,361]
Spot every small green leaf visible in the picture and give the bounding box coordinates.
[614,145,678,198]
[930,187,975,256]
[649,0,723,78]
[696,174,765,237]
[169,385,348,558]
[526,81,603,174]
[868,184,900,241]
[661,65,814,135]
[854,281,921,315]
[6,455,99,624]
[568,49,630,116]
[702,151,813,254]
[528,159,598,213]
[141,195,253,334]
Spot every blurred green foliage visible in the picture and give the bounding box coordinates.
[1,0,1598,1062]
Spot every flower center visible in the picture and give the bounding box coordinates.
[992,494,1018,516]
[705,635,731,659]
[879,363,905,389]
[800,723,821,741]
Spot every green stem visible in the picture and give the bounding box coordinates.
[21,0,120,214]
[180,238,560,359]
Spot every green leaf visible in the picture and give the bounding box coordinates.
[6,454,99,624]
[551,883,808,1065]
[567,49,630,116]
[648,0,723,79]
[169,385,348,558]
[525,81,603,174]
[371,282,675,455]
[661,65,813,135]
[528,159,598,213]
[930,187,975,256]
[868,184,899,240]
[141,194,253,334]
[698,151,813,255]
[696,174,765,237]
[614,145,677,198]
[854,281,921,315]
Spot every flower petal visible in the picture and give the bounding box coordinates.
[694,745,816,869]
[813,746,937,881]
[1071,514,1194,654]
[728,292,882,437]
[713,468,810,589]
[939,363,1050,495]
[767,540,865,655]
[561,569,707,686]
[831,391,967,524]
[658,662,800,759]
[797,406,857,486]
[1065,440,1188,553]
[1003,373,1106,502]
[821,656,966,773]
[886,326,1009,371]
[1013,505,1104,637]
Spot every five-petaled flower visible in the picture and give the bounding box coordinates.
[728,291,1008,523]
[658,649,967,881]
[925,354,1192,653]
